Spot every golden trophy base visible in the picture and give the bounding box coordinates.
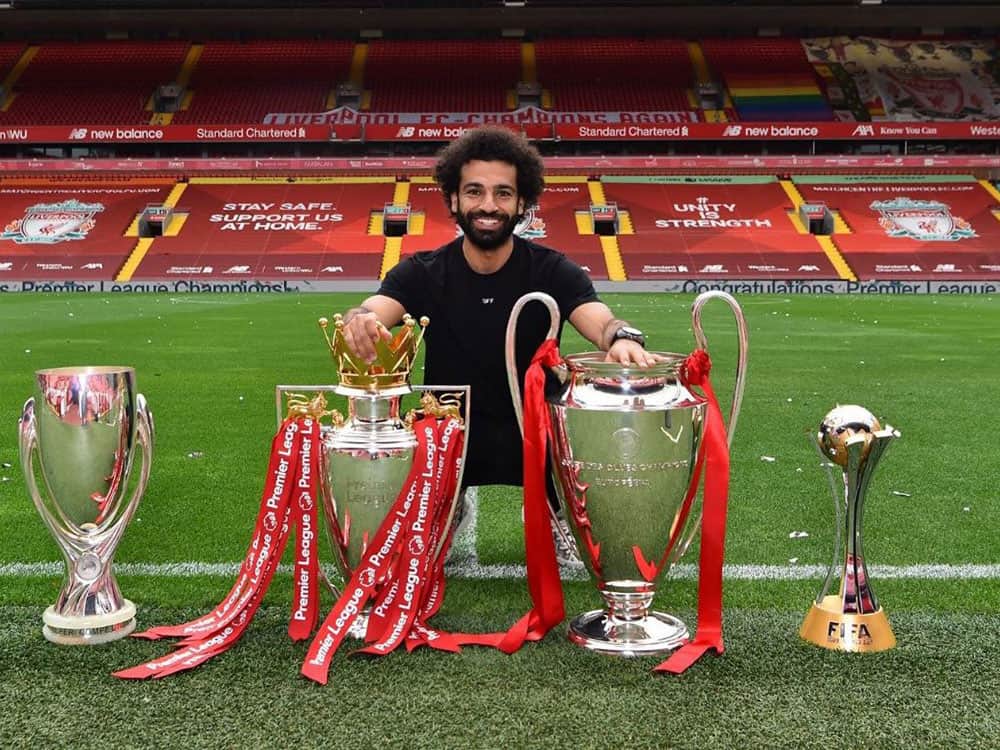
[800,595,896,653]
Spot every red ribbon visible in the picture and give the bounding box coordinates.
[115,418,316,679]
[300,416,465,684]
[288,423,320,641]
[654,348,731,674]
[452,338,565,652]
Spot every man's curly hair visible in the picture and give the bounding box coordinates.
[433,126,545,218]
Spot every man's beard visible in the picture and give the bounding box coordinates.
[456,210,520,251]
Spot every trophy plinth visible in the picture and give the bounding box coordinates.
[800,596,896,653]
[20,366,154,646]
[43,601,138,646]
[569,581,688,655]
[800,404,899,653]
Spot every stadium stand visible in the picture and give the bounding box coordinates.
[700,37,834,122]
[170,41,355,124]
[604,177,841,279]
[400,179,460,257]
[0,42,27,79]
[363,39,520,113]
[795,176,1000,279]
[0,41,189,125]
[533,37,696,114]
[0,32,997,284]
[0,180,175,278]
[128,179,395,280]
[528,179,610,279]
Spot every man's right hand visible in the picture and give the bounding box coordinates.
[342,309,392,364]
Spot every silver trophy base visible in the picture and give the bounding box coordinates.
[42,599,137,645]
[568,609,689,657]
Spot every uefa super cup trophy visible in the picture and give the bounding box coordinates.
[276,314,467,636]
[800,405,899,652]
[505,291,747,656]
[19,366,154,645]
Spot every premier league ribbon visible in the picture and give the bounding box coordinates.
[115,416,318,679]
[116,411,464,682]
[301,415,464,684]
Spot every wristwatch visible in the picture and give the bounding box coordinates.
[610,325,646,347]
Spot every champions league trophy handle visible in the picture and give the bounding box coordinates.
[503,292,570,549]
[667,291,749,563]
[504,291,560,437]
[690,290,749,448]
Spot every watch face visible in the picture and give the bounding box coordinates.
[614,326,645,345]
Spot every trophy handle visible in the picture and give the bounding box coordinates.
[120,393,154,537]
[667,292,749,566]
[690,290,749,447]
[504,291,560,437]
[18,397,53,538]
[504,292,574,549]
[94,392,155,562]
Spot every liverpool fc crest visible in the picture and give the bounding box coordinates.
[870,197,976,241]
[1,199,105,244]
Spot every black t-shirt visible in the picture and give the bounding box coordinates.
[377,236,599,486]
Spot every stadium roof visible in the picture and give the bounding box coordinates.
[1,1,997,34]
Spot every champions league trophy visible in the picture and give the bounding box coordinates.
[505,292,748,656]
[800,405,899,653]
[19,367,154,645]
[275,314,467,636]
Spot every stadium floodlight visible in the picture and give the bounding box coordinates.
[859,0,883,5]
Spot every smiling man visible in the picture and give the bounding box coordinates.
[339,126,653,559]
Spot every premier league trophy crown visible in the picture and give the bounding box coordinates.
[318,312,427,395]
[277,313,467,636]
[19,367,154,645]
[800,404,899,652]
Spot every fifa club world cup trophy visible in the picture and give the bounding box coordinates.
[800,405,899,652]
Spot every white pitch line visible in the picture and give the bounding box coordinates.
[3,485,996,582]
[3,561,1000,581]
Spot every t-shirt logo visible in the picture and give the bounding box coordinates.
[482,297,494,304]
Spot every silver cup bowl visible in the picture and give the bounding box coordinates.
[549,353,706,655]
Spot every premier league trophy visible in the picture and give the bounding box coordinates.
[505,291,747,656]
[276,313,467,635]
[800,405,899,652]
[19,367,154,645]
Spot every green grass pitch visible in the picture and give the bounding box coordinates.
[0,291,998,748]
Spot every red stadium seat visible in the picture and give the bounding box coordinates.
[0,42,189,125]
[364,39,520,113]
[796,179,1000,279]
[534,37,695,114]
[171,41,354,124]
